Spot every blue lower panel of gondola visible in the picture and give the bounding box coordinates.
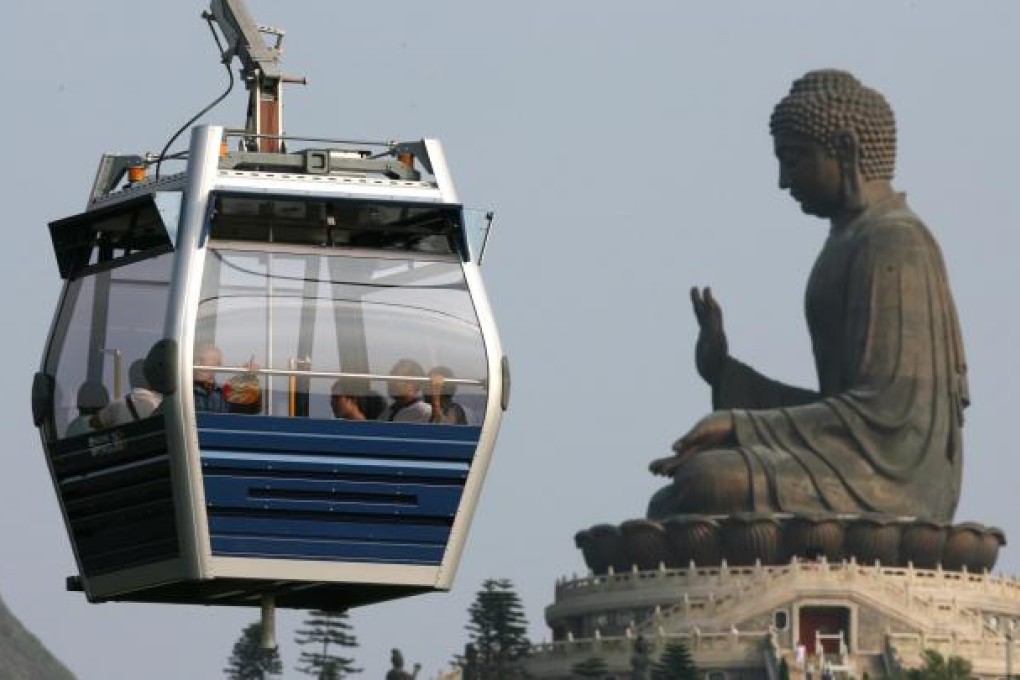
[198,414,479,565]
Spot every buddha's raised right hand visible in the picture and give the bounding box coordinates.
[691,286,729,386]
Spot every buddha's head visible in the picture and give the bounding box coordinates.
[770,70,896,218]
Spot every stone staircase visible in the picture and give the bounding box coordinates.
[633,559,1004,642]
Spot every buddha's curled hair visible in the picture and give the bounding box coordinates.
[770,69,897,181]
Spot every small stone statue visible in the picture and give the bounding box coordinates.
[386,648,421,680]
[648,69,968,522]
[631,635,651,680]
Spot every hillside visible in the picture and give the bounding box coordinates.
[0,594,75,679]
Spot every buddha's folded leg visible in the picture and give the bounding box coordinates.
[646,449,757,519]
[647,441,869,520]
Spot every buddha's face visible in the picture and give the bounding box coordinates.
[773,132,844,218]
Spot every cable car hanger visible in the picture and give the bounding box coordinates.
[92,0,448,204]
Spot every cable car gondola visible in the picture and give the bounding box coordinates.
[31,0,507,615]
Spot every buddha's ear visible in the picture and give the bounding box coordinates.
[834,128,860,163]
[835,128,864,211]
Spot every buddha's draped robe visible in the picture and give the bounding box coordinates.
[649,194,967,522]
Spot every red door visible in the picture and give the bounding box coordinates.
[799,607,848,654]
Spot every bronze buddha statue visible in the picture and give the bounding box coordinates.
[648,70,968,523]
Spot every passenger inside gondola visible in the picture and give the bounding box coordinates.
[426,366,468,425]
[194,344,227,412]
[381,358,432,423]
[222,368,263,414]
[66,381,110,437]
[193,344,262,413]
[93,359,162,428]
[330,378,385,421]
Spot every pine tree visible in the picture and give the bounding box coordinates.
[464,578,531,678]
[904,649,973,680]
[572,656,609,678]
[651,642,698,680]
[319,659,341,680]
[452,643,480,680]
[294,609,361,678]
[224,621,283,679]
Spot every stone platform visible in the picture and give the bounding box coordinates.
[526,559,1020,679]
[574,515,1005,575]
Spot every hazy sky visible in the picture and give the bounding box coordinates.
[5,2,1020,678]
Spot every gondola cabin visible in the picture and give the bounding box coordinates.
[31,1,506,613]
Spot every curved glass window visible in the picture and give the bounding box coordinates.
[43,193,180,439]
[46,251,174,438]
[194,244,487,424]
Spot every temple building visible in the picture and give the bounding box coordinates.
[526,542,1020,678]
